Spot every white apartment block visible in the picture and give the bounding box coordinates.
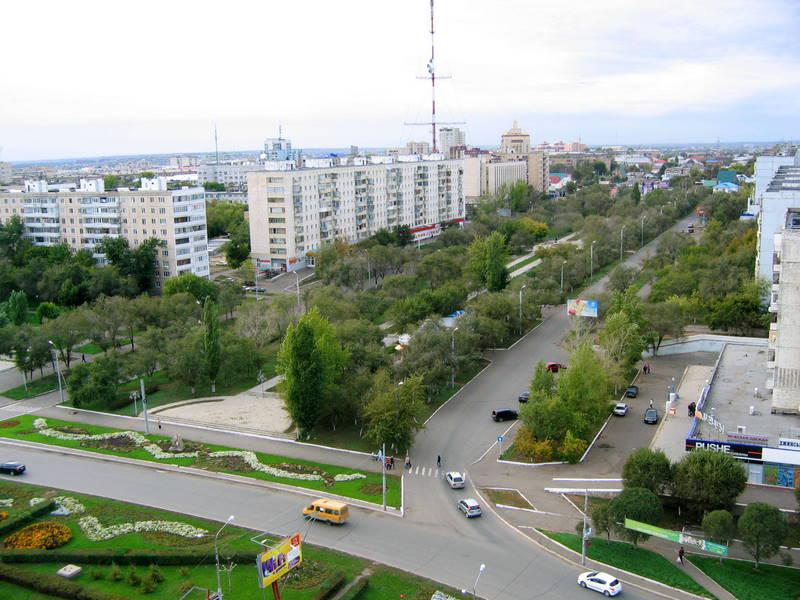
[767,208,800,413]
[198,161,261,192]
[439,127,465,157]
[0,162,12,184]
[248,156,464,272]
[0,177,208,288]
[463,152,549,204]
[754,151,800,282]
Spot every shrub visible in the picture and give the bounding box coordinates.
[142,572,157,593]
[179,580,194,594]
[179,566,190,577]
[311,571,346,600]
[90,568,104,581]
[127,565,141,587]
[0,511,7,521]
[702,510,735,545]
[0,562,124,600]
[4,521,72,550]
[623,448,673,494]
[148,564,164,583]
[559,431,588,463]
[609,487,663,546]
[110,562,122,581]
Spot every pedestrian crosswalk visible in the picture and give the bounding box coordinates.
[402,465,464,479]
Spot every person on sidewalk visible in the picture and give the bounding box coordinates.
[405,455,411,469]
[677,546,685,565]
[81,354,87,363]
[437,455,441,468]
[390,456,395,470]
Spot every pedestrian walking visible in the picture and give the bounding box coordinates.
[81,353,87,363]
[649,399,654,408]
[437,455,441,468]
[385,456,391,471]
[678,546,685,565]
[157,418,162,431]
[405,455,411,469]
[390,456,395,470]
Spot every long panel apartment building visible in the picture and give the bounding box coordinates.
[248,155,464,272]
[0,177,209,287]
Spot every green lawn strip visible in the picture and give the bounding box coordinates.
[508,253,539,272]
[482,488,531,509]
[0,415,399,507]
[74,342,104,355]
[688,555,800,600]
[0,579,58,599]
[542,531,714,599]
[360,565,462,600]
[0,373,59,401]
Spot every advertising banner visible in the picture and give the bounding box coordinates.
[567,299,599,318]
[257,533,302,588]
[685,438,763,461]
[624,519,727,556]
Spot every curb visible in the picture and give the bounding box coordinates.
[0,437,403,518]
[469,480,711,600]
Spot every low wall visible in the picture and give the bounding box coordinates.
[645,334,767,357]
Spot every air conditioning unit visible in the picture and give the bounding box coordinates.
[737,425,746,434]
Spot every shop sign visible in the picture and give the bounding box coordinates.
[778,438,800,450]
[685,438,763,460]
[726,432,769,446]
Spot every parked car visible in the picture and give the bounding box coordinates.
[625,385,639,398]
[457,498,482,518]
[0,461,25,476]
[613,402,629,416]
[518,391,530,403]
[643,407,659,424]
[546,362,567,373]
[577,571,622,597]
[687,224,695,234]
[491,409,518,422]
[445,472,465,489]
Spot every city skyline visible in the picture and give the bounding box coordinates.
[2,0,799,161]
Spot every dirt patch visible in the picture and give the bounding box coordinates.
[54,425,91,435]
[284,559,330,589]
[0,420,20,429]
[82,436,137,453]
[483,488,533,509]
[201,454,255,473]
[360,483,382,496]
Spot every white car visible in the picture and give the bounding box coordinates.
[613,402,629,416]
[446,472,465,489]
[457,498,482,518]
[577,571,622,597]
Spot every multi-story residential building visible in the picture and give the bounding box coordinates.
[527,151,549,194]
[767,208,800,413]
[197,160,261,192]
[754,151,800,282]
[439,127,465,157]
[500,121,530,157]
[0,177,208,288]
[169,156,200,169]
[749,154,797,216]
[405,141,431,155]
[463,156,527,202]
[248,155,464,272]
[0,162,12,184]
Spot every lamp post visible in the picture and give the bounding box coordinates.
[619,225,626,261]
[47,341,64,405]
[590,241,597,277]
[450,327,459,388]
[518,285,527,336]
[361,249,371,284]
[462,564,486,600]
[581,490,589,565]
[560,260,567,294]
[641,215,647,247]
[293,270,301,313]
[215,515,235,600]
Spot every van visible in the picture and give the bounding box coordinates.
[302,498,349,525]
[491,409,518,422]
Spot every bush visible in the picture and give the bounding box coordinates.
[0,549,258,566]
[127,565,141,587]
[559,431,588,463]
[674,450,747,513]
[90,568,104,581]
[4,521,72,550]
[179,566,189,577]
[148,564,164,583]
[142,572,157,593]
[0,562,125,600]
[0,501,57,538]
[609,487,663,546]
[179,581,194,594]
[623,448,673,495]
[110,563,122,581]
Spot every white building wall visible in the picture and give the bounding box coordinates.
[771,223,800,413]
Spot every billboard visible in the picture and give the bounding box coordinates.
[257,533,302,588]
[625,519,727,556]
[567,299,598,318]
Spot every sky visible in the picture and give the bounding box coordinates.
[2,0,800,161]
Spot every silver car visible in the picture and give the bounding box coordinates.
[457,498,482,518]
[446,472,465,489]
[613,402,629,416]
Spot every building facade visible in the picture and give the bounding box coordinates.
[527,151,549,194]
[248,156,464,272]
[438,127,465,157]
[0,177,208,288]
[0,162,12,184]
[500,121,530,157]
[198,161,261,192]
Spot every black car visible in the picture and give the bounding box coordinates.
[625,385,639,398]
[518,391,530,403]
[643,408,659,424]
[0,462,25,475]
[492,409,518,422]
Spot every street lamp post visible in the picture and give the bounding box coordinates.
[581,491,589,565]
[462,563,486,600]
[450,327,459,388]
[293,271,301,313]
[590,241,597,277]
[47,341,64,405]
[560,260,567,294]
[641,215,647,248]
[215,515,235,600]
[361,249,371,284]
[518,285,527,336]
[619,225,626,261]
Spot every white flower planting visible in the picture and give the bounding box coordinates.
[77,515,207,541]
[53,496,85,515]
[0,499,13,507]
[31,419,368,484]
[431,592,459,600]
[29,497,45,507]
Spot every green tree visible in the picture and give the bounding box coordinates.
[67,353,122,408]
[218,282,244,320]
[35,302,59,324]
[599,311,645,372]
[591,503,614,540]
[163,273,218,302]
[278,318,324,438]
[203,181,225,192]
[127,328,163,379]
[202,299,221,393]
[530,361,556,396]
[363,371,426,454]
[608,265,637,293]
[609,487,663,546]
[97,237,163,293]
[737,503,788,568]
[643,300,687,355]
[43,309,89,368]
[622,448,673,495]
[223,232,250,268]
[394,225,413,247]
[103,175,120,191]
[631,184,641,204]
[206,201,245,237]
[702,510,735,546]
[468,232,509,292]
[6,290,28,326]
[165,327,206,396]
[556,341,610,433]
[673,450,747,514]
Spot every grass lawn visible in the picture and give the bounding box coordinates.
[0,373,59,401]
[74,342,104,355]
[508,254,539,272]
[0,415,400,507]
[483,488,532,509]
[542,531,714,599]
[689,555,800,600]
[0,480,457,600]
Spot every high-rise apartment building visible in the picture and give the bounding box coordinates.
[0,162,12,184]
[439,128,465,157]
[405,141,431,155]
[500,121,530,157]
[248,156,464,272]
[527,151,550,194]
[0,177,208,287]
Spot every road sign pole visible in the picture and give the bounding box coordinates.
[382,443,386,511]
[581,490,588,566]
[140,378,150,435]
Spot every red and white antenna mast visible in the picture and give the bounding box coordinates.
[405,0,463,154]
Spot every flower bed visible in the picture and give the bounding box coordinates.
[77,516,207,542]
[4,521,72,550]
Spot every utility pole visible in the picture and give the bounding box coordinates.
[581,490,589,565]
[560,260,567,293]
[381,442,387,511]
[590,241,597,278]
[48,341,64,405]
[641,215,647,248]
[518,285,527,336]
[294,271,301,313]
[140,378,150,435]
[214,124,219,165]
[450,327,458,387]
[620,225,626,261]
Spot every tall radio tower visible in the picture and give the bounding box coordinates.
[405,0,464,153]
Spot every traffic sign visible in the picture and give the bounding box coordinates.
[497,436,504,443]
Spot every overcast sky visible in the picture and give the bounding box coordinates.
[2,0,799,161]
